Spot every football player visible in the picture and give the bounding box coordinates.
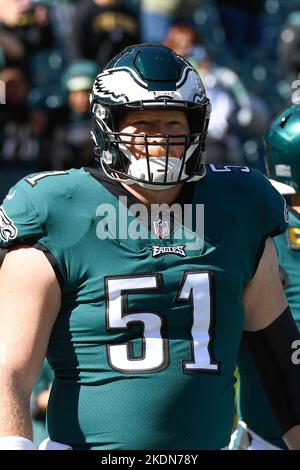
[236,104,300,450]
[0,44,300,450]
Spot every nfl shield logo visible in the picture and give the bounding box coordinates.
[153,218,170,238]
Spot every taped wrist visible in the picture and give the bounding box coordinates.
[0,436,35,450]
[244,306,300,435]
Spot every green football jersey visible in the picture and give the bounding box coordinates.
[0,165,288,450]
[238,208,300,449]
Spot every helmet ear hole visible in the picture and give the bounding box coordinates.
[279,113,292,128]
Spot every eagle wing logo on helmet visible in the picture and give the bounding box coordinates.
[176,67,206,103]
[0,206,18,243]
[93,68,148,103]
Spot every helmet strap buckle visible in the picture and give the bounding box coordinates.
[102,150,113,164]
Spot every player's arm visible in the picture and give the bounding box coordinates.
[243,237,300,449]
[0,246,61,449]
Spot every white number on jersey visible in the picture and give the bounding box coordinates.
[105,271,220,374]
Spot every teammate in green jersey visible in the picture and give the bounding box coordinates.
[236,104,300,450]
[0,44,300,450]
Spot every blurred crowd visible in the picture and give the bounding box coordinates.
[1,0,300,201]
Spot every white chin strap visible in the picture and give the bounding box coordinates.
[126,157,188,190]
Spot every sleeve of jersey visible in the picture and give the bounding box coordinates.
[0,181,43,249]
[0,179,65,288]
[262,175,289,238]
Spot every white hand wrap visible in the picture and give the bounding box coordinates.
[0,436,35,450]
[39,438,72,450]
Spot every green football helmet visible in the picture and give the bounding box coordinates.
[90,43,211,189]
[265,104,300,194]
